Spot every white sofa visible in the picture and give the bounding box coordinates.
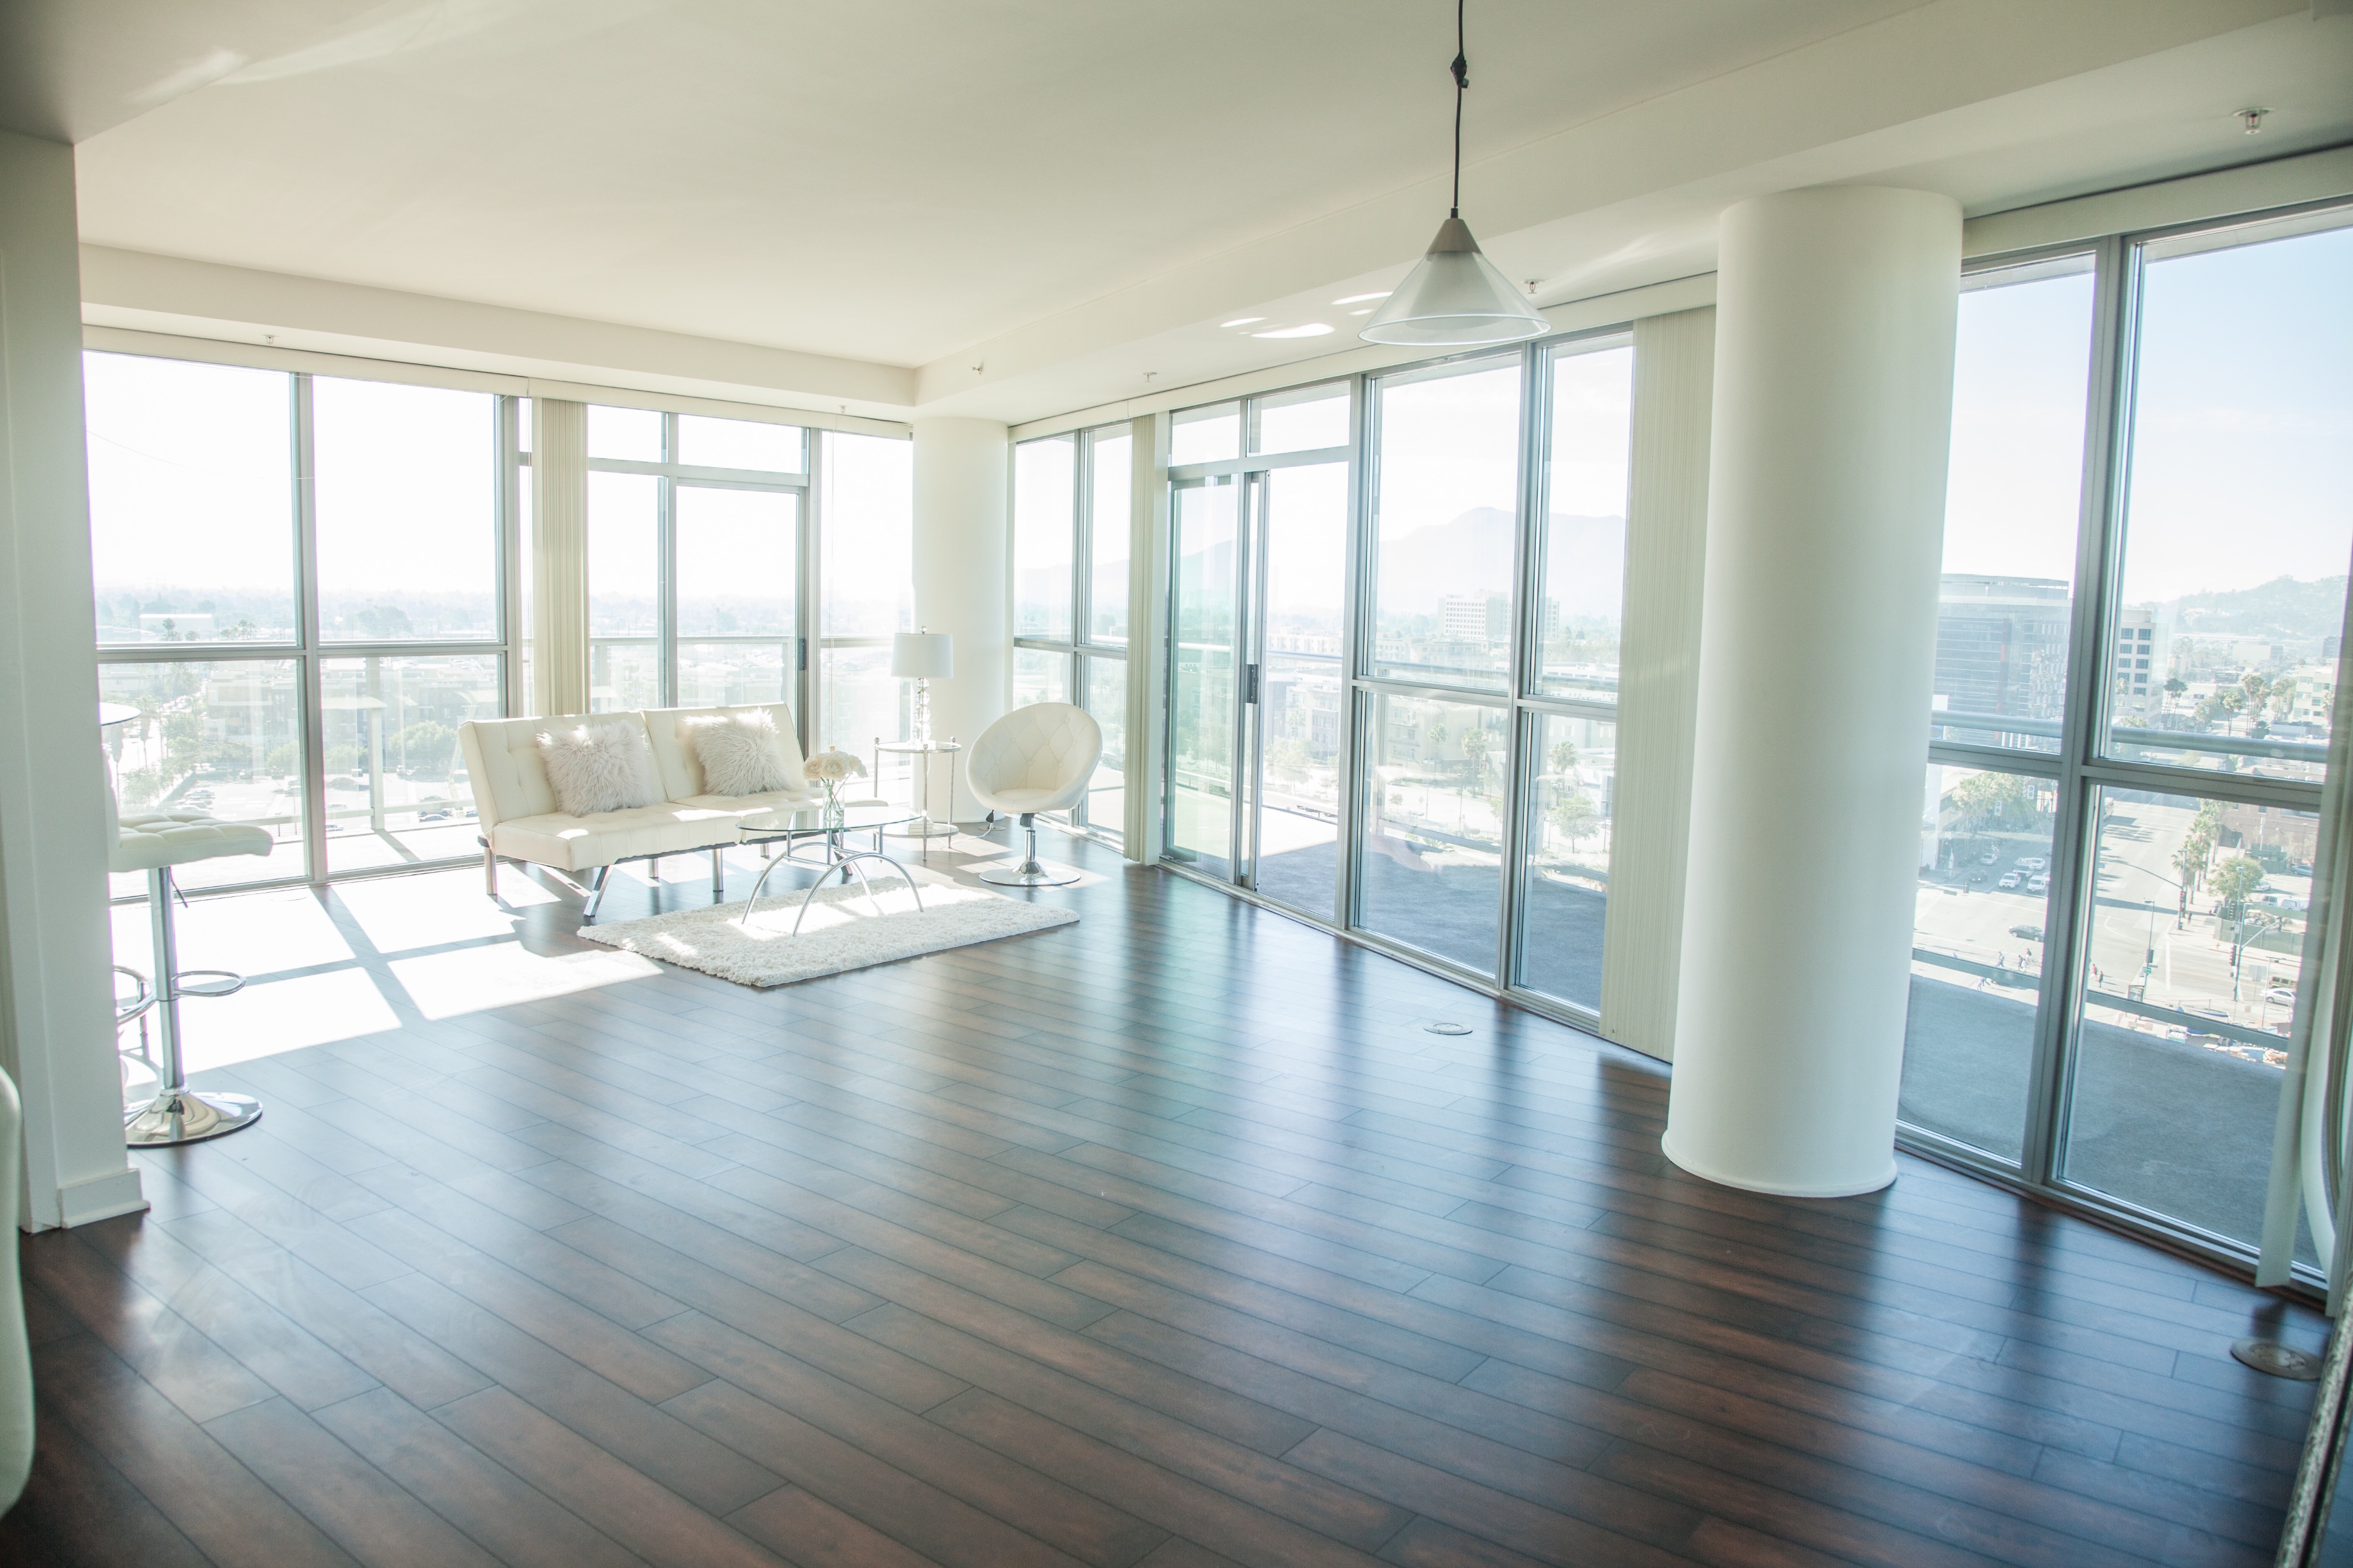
[458,703,819,916]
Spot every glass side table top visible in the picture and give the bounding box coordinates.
[736,802,918,839]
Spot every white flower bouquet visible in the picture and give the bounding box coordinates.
[803,749,866,816]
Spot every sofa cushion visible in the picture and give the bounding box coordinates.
[682,710,802,796]
[538,721,664,816]
[489,802,748,870]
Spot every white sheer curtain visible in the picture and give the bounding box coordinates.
[530,399,590,717]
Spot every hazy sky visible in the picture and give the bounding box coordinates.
[1945,223,2353,607]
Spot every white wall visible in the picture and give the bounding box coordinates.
[911,418,1010,820]
[0,131,146,1229]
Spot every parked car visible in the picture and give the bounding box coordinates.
[1998,872,2024,889]
[2266,986,2297,1006]
[2009,924,2044,942]
[2027,874,2049,894]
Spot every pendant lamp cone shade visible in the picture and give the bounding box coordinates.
[1359,216,1548,346]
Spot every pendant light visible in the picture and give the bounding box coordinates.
[1359,0,1548,346]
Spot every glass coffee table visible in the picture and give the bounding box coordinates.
[735,802,922,929]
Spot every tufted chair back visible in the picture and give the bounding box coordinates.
[967,702,1103,816]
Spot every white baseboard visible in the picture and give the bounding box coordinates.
[53,1166,148,1229]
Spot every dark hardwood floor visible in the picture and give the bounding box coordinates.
[2,825,2327,1567]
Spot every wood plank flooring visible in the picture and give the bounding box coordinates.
[1,826,2327,1567]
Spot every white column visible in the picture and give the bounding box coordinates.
[0,131,148,1230]
[912,418,1009,821]
[1662,186,1961,1198]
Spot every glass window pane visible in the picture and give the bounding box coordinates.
[1168,479,1238,878]
[1082,655,1126,836]
[1089,430,1131,643]
[824,431,915,642]
[1252,382,1349,455]
[101,659,306,894]
[2106,218,2353,782]
[1932,258,2095,752]
[589,473,660,639]
[1537,344,1632,702]
[677,487,796,636]
[1171,402,1241,465]
[675,478,794,712]
[1357,692,1507,975]
[588,405,663,462]
[1254,462,1348,920]
[314,378,498,643]
[822,644,902,755]
[84,353,297,645]
[1899,763,2057,1163]
[676,414,802,472]
[1370,359,1521,690]
[1014,648,1067,707]
[589,471,659,713]
[1517,713,1616,1011]
[321,655,499,873]
[679,642,789,709]
[2062,788,2314,1250]
[1014,435,1075,640]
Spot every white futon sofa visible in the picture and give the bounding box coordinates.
[458,703,819,918]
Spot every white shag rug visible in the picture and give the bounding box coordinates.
[575,879,1076,987]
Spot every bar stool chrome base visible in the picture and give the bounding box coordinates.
[125,1089,262,1147]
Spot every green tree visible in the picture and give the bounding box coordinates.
[1549,786,1597,849]
[1548,738,1579,775]
[396,721,457,776]
[2163,676,2188,697]
[2211,855,2265,920]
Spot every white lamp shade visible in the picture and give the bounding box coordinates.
[1358,216,1548,346]
[891,632,954,679]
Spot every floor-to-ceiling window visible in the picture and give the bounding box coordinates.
[1133,192,2352,1279]
[575,406,808,721]
[94,353,912,893]
[1900,202,2353,1274]
[1012,419,1132,842]
[89,353,515,893]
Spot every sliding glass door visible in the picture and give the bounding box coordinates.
[1165,385,1355,913]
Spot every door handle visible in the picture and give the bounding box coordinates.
[796,638,808,672]
[1244,663,1261,706]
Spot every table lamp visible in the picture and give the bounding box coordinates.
[892,630,954,745]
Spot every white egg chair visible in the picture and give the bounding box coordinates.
[966,702,1102,888]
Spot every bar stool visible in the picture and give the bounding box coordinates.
[109,790,271,1145]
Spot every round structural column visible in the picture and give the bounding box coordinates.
[1662,186,1961,1197]
[911,417,1010,820]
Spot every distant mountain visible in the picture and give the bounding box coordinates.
[1377,508,1626,618]
[2145,575,2348,640]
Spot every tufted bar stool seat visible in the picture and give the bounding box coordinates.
[966,702,1101,888]
[108,791,272,1146]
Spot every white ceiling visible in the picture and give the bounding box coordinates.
[16,0,2353,423]
[66,0,1932,369]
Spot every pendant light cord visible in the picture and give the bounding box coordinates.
[1449,0,1468,218]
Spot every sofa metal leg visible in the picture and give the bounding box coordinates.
[484,845,499,899]
[711,847,725,899]
[582,866,612,923]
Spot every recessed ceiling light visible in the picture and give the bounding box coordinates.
[1333,292,1392,305]
[1252,324,1335,339]
[1220,317,1265,328]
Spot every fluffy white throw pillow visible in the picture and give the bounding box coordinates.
[682,712,803,797]
[538,722,664,816]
